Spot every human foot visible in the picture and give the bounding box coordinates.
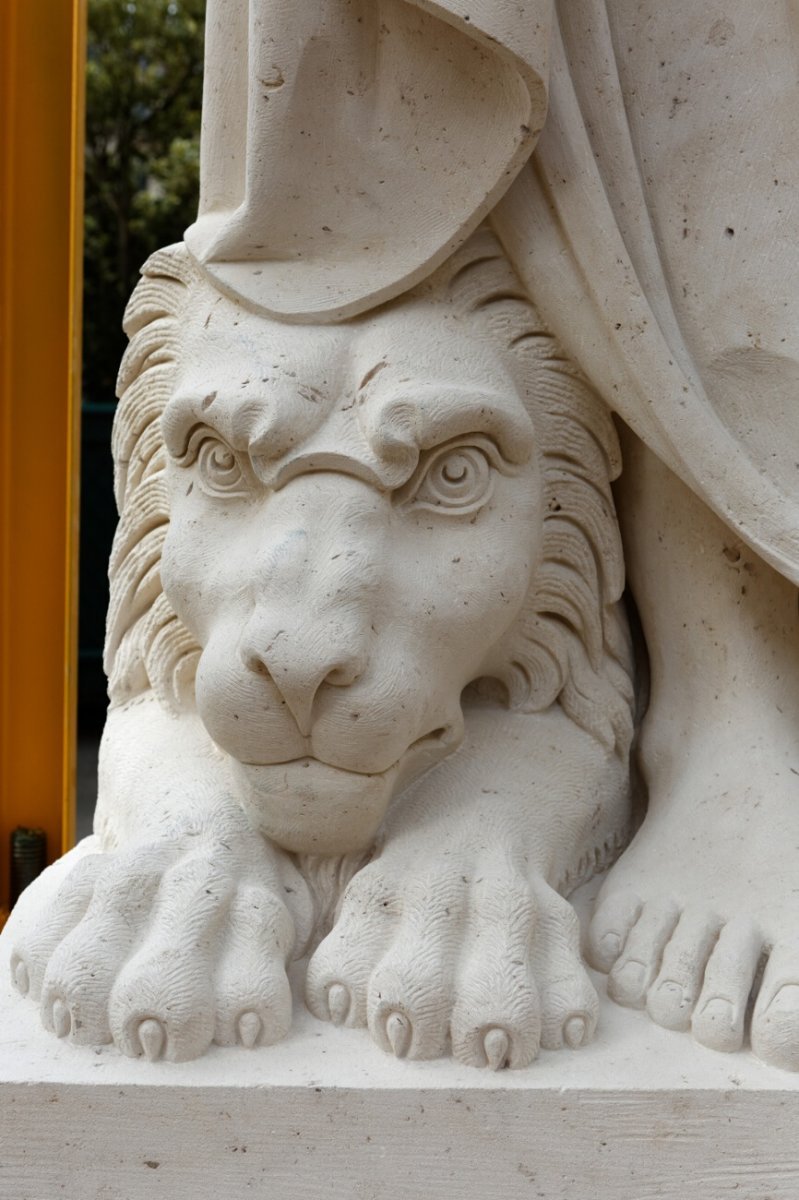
[588,730,799,1070]
[10,808,312,1061]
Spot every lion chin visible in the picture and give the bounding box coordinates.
[231,727,461,856]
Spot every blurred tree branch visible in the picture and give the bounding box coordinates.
[83,0,204,402]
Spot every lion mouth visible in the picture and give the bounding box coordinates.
[230,725,462,854]
[240,725,454,776]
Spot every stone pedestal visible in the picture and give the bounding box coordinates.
[2,857,797,1200]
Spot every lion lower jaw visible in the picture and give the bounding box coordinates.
[230,756,400,856]
[230,732,458,856]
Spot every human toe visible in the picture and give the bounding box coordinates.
[691,917,762,1053]
[646,907,722,1032]
[587,889,642,973]
[607,897,680,1009]
[751,945,799,1072]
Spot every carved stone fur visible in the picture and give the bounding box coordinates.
[10,230,635,1067]
[107,230,633,758]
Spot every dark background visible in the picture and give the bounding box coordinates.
[79,0,204,737]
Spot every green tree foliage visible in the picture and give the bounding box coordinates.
[83,0,205,400]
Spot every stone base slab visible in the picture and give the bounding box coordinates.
[1,853,798,1199]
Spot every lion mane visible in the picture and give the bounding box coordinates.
[107,230,633,757]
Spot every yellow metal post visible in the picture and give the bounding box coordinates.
[0,0,86,919]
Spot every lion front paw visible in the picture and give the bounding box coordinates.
[305,851,598,1069]
[10,813,312,1061]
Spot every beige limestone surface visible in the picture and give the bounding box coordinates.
[6,0,799,1118]
[3,853,799,1200]
[9,230,636,1074]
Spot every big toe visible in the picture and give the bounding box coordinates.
[751,946,799,1072]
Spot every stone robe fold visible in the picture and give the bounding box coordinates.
[185,0,799,583]
[185,0,550,319]
[495,0,799,585]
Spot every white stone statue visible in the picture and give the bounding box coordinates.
[9,0,799,1075]
[10,229,633,1066]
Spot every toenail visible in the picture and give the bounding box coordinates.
[52,999,71,1039]
[238,1012,262,1049]
[483,1028,511,1070]
[563,1016,587,1049]
[327,983,351,1027]
[385,1012,411,1058]
[657,981,687,1007]
[601,932,621,960]
[699,997,734,1024]
[14,962,29,996]
[138,1018,166,1062]
[766,984,799,1015]
[611,961,646,998]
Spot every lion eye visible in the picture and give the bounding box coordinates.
[195,435,248,497]
[408,443,495,513]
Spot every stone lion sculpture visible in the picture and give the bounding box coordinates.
[9,229,635,1067]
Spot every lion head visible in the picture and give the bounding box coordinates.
[108,229,633,855]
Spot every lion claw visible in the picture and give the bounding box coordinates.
[52,998,71,1039]
[327,983,351,1026]
[563,1015,587,1049]
[483,1027,510,1071]
[237,1011,262,1048]
[13,960,30,996]
[385,1011,412,1058]
[138,1018,166,1062]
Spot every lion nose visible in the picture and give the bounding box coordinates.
[240,630,368,737]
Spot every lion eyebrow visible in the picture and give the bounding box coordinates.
[162,389,266,456]
[162,379,323,461]
[359,384,535,471]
